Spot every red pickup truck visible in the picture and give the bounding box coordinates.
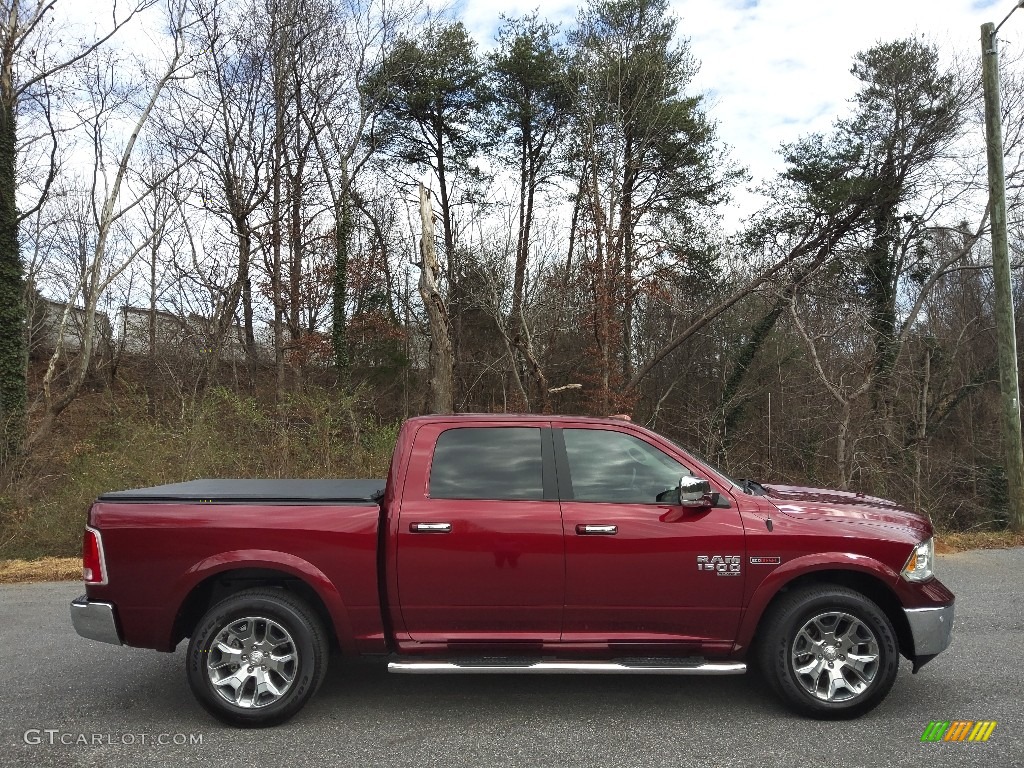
[71,414,954,727]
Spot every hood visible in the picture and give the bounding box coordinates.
[762,484,932,539]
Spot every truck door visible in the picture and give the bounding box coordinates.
[555,425,746,650]
[394,422,564,644]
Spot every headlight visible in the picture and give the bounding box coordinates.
[902,537,934,582]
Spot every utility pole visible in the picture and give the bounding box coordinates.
[982,7,1024,532]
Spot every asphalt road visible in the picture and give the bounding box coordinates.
[1,549,1021,768]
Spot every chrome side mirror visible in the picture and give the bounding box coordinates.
[678,475,712,508]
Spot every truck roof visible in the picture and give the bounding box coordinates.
[403,413,635,426]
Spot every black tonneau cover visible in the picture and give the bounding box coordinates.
[98,479,385,505]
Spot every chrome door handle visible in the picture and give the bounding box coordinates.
[576,524,617,535]
[410,522,452,533]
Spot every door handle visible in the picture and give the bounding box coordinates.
[410,522,452,533]
[576,524,617,535]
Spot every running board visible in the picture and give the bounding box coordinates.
[387,659,746,675]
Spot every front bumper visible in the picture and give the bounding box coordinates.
[70,596,122,645]
[904,602,954,669]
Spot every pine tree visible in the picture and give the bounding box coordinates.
[566,0,739,410]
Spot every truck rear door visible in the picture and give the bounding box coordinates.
[392,421,564,644]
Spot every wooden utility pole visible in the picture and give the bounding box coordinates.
[982,17,1024,531]
[417,183,454,414]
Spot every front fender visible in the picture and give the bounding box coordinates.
[175,549,358,652]
[734,552,902,653]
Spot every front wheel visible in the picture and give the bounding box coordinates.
[186,588,328,727]
[756,585,899,718]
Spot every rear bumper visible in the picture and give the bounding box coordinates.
[70,596,122,645]
[904,602,953,666]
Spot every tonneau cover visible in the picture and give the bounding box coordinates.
[98,479,385,504]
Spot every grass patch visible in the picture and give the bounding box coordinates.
[1,384,399,560]
[934,529,1024,554]
[0,557,80,584]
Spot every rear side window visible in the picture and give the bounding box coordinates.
[429,427,544,500]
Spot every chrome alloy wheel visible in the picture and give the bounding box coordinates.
[790,611,879,702]
[206,616,298,708]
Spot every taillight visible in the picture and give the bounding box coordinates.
[83,526,107,585]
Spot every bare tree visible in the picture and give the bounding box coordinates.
[173,0,275,371]
[0,0,158,462]
[26,1,197,449]
[295,0,420,373]
[788,224,985,489]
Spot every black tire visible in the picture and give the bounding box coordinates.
[186,588,328,727]
[756,585,899,719]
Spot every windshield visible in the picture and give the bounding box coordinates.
[665,439,744,490]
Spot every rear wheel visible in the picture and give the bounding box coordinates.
[186,588,328,727]
[756,585,899,718]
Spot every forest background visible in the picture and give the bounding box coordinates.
[1,0,1022,559]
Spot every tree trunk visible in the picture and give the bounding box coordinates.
[714,298,787,461]
[0,38,25,462]
[914,345,931,512]
[271,142,285,398]
[286,133,305,393]
[418,183,453,414]
[435,140,460,404]
[865,198,899,438]
[271,45,287,398]
[565,164,585,280]
[620,137,635,382]
[332,160,351,373]
[146,245,157,418]
[837,400,852,490]
[510,127,529,324]
[240,232,256,371]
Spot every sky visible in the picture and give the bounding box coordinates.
[56,0,1024,228]
[456,0,1024,225]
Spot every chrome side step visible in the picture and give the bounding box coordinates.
[388,659,746,675]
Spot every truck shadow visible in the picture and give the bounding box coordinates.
[74,647,924,730]
[309,657,788,721]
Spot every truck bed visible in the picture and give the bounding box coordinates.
[97,479,385,505]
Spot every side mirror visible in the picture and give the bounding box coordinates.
[678,475,713,509]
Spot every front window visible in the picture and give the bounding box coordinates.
[563,428,691,504]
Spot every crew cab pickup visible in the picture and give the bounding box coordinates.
[71,414,954,726]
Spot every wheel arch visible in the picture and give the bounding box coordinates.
[172,555,353,652]
[739,559,913,662]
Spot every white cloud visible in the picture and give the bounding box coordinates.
[51,0,1024,230]
[457,0,1024,225]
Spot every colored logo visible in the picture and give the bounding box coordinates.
[921,721,997,742]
